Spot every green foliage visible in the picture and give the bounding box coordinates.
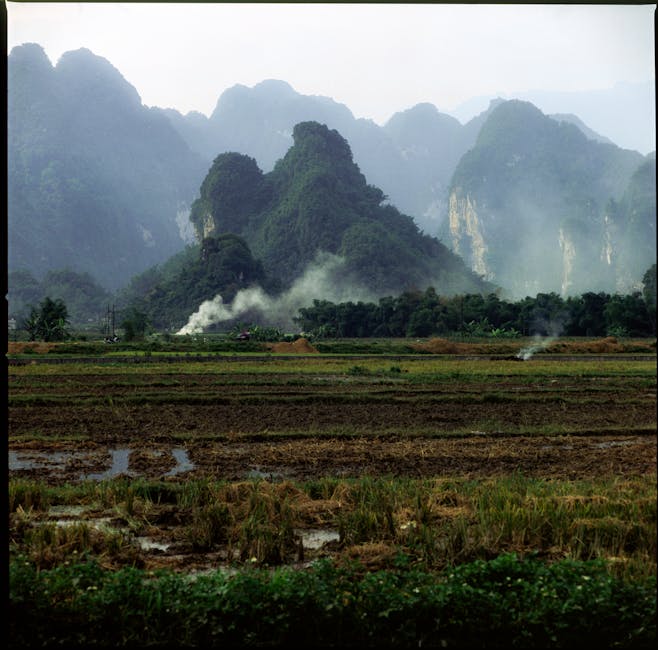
[642,264,656,334]
[8,268,110,324]
[118,235,268,330]
[119,307,150,341]
[187,120,490,297]
[189,152,268,239]
[22,296,70,341]
[295,288,655,339]
[9,554,656,648]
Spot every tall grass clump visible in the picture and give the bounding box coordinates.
[9,479,53,512]
[235,481,299,564]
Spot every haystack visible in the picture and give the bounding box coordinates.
[267,337,319,354]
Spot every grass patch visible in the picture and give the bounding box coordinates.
[9,474,656,579]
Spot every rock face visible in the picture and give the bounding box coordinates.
[447,193,489,279]
[441,101,654,298]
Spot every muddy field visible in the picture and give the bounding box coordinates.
[7,352,656,574]
[9,356,657,484]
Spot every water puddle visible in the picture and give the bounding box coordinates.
[165,448,195,476]
[82,448,134,481]
[296,528,340,550]
[9,447,197,481]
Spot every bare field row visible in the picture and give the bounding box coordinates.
[8,355,656,484]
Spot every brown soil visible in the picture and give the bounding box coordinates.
[9,370,656,484]
[7,341,59,354]
[266,337,319,353]
[411,336,655,355]
[9,434,656,485]
[8,357,656,573]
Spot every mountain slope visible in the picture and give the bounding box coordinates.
[448,81,656,155]
[441,100,650,298]
[8,44,208,290]
[165,80,627,240]
[161,80,489,235]
[190,121,492,298]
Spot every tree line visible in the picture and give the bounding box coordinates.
[294,267,656,339]
[15,265,656,342]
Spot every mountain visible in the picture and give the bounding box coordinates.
[603,153,657,293]
[441,100,652,298]
[163,80,636,240]
[380,102,486,232]
[159,80,492,235]
[7,43,208,290]
[448,80,656,155]
[191,121,491,295]
[548,114,615,146]
[9,44,653,303]
[118,121,492,331]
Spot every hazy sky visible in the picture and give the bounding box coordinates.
[6,2,656,124]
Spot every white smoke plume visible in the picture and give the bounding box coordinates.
[176,253,373,335]
[516,317,566,360]
[516,334,557,361]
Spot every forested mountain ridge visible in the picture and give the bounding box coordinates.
[113,121,491,330]
[9,44,654,308]
[8,43,207,290]
[161,81,491,234]
[189,121,492,299]
[441,100,653,298]
[162,80,628,238]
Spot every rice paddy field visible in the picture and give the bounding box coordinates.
[7,338,657,648]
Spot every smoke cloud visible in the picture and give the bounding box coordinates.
[176,252,373,335]
[516,316,566,360]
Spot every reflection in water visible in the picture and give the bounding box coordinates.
[9,447,198,481]
[165,448,195,476]
[83,448,133,481]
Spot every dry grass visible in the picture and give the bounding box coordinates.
[411,336,656,355]
[8,342,59,354]
[266,337,320,354]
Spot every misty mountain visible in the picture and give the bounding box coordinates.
[158,79,488,235]
[162,80,639,239]
[9,44,654,305]
[7,43,208,290]
[441,100,653,298]
[192,122,491,293]
[448,80,656,155]
[548,114,615,146]
[119,121,492,330]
